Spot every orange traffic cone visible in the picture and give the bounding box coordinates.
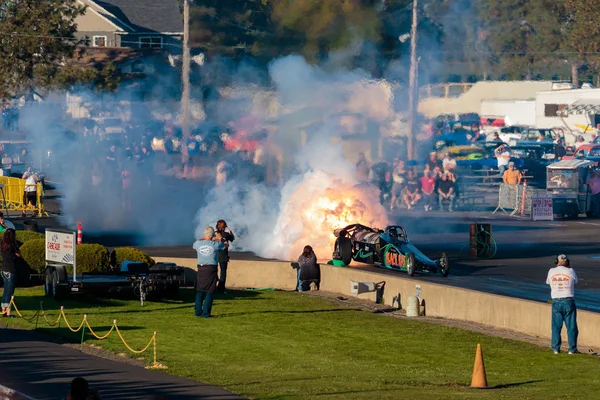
[470,343,488,388]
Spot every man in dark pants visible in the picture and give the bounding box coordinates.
[546,254,579,354]
[215,219,235,293]
[193,226,227,318]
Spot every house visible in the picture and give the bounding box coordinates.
[75,0,183,50]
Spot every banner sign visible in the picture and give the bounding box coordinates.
[45,229,76,265]
[531,195,554,221]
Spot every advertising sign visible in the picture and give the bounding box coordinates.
[532,195,554,221]
[45,229,76,265]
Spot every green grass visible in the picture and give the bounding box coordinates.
[5,287,600,399]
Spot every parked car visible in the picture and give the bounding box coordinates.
[504,128,564,145]
[433,120,486,150]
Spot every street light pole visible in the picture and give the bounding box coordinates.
[407,0,418,161]
[181,0,191,166]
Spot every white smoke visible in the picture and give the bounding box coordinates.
[195,55,391,260]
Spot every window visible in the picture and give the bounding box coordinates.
[139,36,163,49]
[544,104,568,117]
[93,36,107,47]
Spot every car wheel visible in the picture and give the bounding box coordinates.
[439,253,450,277]
[335,237,352,266]
[567,207,579,219]
[44,268,53,298]
[406,253,416,276]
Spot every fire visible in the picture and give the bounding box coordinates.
[270,171,389,261]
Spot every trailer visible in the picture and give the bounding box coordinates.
[43,229,184,304]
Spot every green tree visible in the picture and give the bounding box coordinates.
[562,0,600,86]
[0,0,91,97]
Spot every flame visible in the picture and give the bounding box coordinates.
[270,171,389,260]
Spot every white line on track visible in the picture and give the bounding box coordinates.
[577,221,600,227]
[0,384,37,400]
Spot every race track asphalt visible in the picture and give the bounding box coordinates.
[0,328,244,400]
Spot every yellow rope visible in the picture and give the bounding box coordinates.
[4,297,164,367]
[60,308,85,333]
[114,325,155,354]
[84,319,115,340]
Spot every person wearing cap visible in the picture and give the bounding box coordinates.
[193,226,227,318]
[502,161,522,185]
[546,254,579,354]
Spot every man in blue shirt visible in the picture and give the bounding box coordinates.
[193,226,227,318]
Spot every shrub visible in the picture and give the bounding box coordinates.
[110,247,155,268]
[16,231,45,245]
[20,239,46,274]
[76,244,110,273]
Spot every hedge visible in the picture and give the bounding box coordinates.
[19,241,110,274]
[110,247,155,268]
[20,239,46,273]
[0,230,45,245]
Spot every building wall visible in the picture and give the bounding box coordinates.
[155,256,600,350]
[75,31,120,47]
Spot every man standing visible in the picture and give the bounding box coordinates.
[546,254,579,354]
[502,162,522,185]
[193,226,227,318]
[21,167,39,217]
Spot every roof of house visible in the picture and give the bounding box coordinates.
[90,0,183,33]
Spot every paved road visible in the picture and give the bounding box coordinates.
[0,328,244,400]
[137,211,600,312]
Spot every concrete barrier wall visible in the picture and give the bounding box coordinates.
[156,257,600,349]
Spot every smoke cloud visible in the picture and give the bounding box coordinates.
[195,55,390,260]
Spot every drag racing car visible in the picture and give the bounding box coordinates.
[333,224,449,277]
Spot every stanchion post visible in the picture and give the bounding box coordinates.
[108,320,116,352]
[153,331,157,367]
[520,180,527,216]
[35,301,41,330]
[80,315,87,351]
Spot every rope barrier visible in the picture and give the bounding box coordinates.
[2,296,166,369]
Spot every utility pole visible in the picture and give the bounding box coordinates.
[181,0,191,167]
[407,0,418,161]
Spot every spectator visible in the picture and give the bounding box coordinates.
[402,170,421,210]
[121,167,132,211]
[379,171,393,206]
[438,173,456,212]
[494,144,511,176]
[214,219,235,293]
[356,152,370,182]
[420,171,436,212]
[64,377,101,400]
[216,160,228,185]
[489,132,501,142]
[1,229,20,318]
[426,151,442,171]
[296,245,320,291]
[537,133,546,142]
[502,161,522,185]
[1,104,8,130]
[432,165,443,180]
[546,254,579,354]
[21,167,39,218]
[442,153,457,172]
[193,226,226,318]
[554,139,567,161]
[390,161,407,211]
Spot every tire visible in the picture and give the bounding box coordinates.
[567,207,579,219]
[439,252,450,277]
[44,268,53,298]
[406,253,416,276]
[335,237,352,266]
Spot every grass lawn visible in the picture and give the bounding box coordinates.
[5,287,600,400]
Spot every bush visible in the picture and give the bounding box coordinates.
[110,247,155,268]
[76,244,110,273]
[16,231,45,245]
[20,239,46,273]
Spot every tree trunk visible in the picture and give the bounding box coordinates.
[571,63,579,88]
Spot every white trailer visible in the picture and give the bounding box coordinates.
[480,100,536,126]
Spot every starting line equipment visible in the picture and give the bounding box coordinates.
[1,296,166,370]
[0,176,47,216]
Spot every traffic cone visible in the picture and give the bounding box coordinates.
[470,343,488,388]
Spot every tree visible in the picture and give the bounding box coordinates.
[562,0,600,86]
[0,0,88,97]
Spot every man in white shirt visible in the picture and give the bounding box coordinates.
[494,144,511,176]
[546,254,579,354]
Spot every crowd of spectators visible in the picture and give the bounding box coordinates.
[1,102,18,131]
[360,151,459,212]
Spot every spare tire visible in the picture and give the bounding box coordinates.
[335,237,353,266]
